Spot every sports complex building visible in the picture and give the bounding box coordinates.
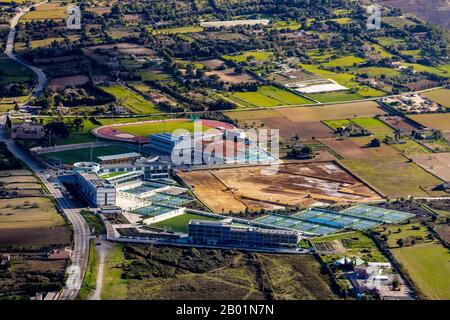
[189,218,300,248]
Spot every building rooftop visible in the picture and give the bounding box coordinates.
[189,219,299,236]
[98,152,142,161]
[80,173,115,189]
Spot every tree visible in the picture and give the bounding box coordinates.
[396,239,405,247]
[369,138,381,148]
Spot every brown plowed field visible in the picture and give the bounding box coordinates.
[178,162,381,213]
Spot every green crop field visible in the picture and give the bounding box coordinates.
[222,51,273,63]
[355,67,401,78]
[341,156,444,198]
[231,85,312,107]
[376,37,406,47]
[99,85,159,114]
[421,89,450,108]
[272,20,301,30]
[392,242,450,300]
[149,26,204,34]
[403,63,449,78]
[150,213,219,233]
[322,55,365,67]
[101,244,128,300]
[350,117,394,137]
[42,145,136,165]
[118,120,209,137]
[322,119,353,130]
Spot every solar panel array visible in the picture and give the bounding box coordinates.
[255,205,414,236]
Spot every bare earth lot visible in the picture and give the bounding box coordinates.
[48,75,90,90]
[408,113,450,131]
[179,163,380,213]
[262,118,334,141]
[410,153,450,181]
[206,68,258,84]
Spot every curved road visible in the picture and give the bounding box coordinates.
[5,2,47,102]
[0,128,90,300]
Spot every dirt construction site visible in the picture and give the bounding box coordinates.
[178,162,381,213]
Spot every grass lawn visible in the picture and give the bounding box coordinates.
[350,117,394,137]
[222,51,272,63]
[150,213,219,233]
[421,89,450,108]
[392,242,450,300]
[376,37,406,47]
[340,156,444,198]
[41,145,136,165]
[118,120,209,137]
[378,223,430,248]
[99,85,159,114]
[312,231,387,264]
[231,86,313,107]
[77,240,99,300]
[101,244,128,300]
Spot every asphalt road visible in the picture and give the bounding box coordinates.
[0,128,90,300]
[5,2,48,102]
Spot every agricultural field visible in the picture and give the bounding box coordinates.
[350,117,394,137]
[178,163,380,213]
[408,113,450,132]
[222,51,273,63]
[99,244,339,300]
[207,69,258,84]
[41,145,137,165]
[340,156,445,198]
[149,213,219,233]
[410,153,450,181]
[392,242,450,300]
[355,67,401,78]
[229,86,313,108]
[99,85,159,114]
[421,88,450,108]
[149,26,204,34]
[21,2,68,22]
[0,197,64,229]
[382,16,416,28]
[0,57,35,84]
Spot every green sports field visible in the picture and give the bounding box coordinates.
[150,213,219,233]
[41,145,136,165]
[118,120,210,137]
[392,242,450,300]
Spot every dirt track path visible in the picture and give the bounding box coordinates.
[89,240,112,300]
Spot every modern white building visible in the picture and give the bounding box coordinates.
[76,172,117,207]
